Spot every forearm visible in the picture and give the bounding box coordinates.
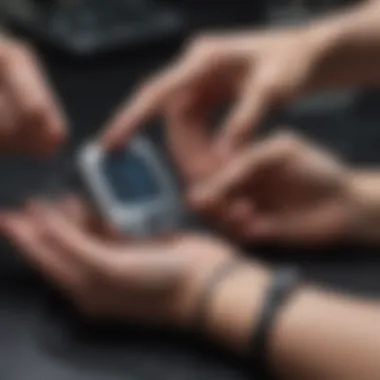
[206,265,380,380]
[305,1,380,91]
[270,287,380,380]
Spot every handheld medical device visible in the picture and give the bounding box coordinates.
[77,137,185,237]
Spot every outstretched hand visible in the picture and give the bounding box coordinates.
[1,196,239,326]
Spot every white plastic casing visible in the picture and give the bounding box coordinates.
[77,137,184,237]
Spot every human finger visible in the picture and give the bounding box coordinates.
[216,73,274,155]
[27,201,107,267]
[165,92,219,184]
[101,63,189,150]
[190,133,292,210]
[3,43,66,155]
[1,211,79,288]
[59,195,127,242]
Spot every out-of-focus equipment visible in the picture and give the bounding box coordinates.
[76,136,186,237]
[2,0,185,56]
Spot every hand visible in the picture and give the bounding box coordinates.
[1,196,245,327]
[190,131,357,246]
[0,37,66,156]
[101,28,332,183]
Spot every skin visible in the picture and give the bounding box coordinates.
[3,2,380,379]
[189,131,365,246]
[2,173,380,380]
[101,1,380,185]
[0,197,245,325]
[0,36,66,156]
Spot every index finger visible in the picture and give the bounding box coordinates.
[101,64,186,150]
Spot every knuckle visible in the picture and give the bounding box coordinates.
[257,75,284,97]
[257,70,295,104]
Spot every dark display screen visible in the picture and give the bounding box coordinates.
[102,148,161,202]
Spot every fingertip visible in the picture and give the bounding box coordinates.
[99,106,135,151]
[49,120,67,150]
[99,127,126,152]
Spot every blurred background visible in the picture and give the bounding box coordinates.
[0,0,360,55]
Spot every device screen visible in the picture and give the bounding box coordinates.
[102,148,161,203]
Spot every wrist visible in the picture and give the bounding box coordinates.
[304,2,380,90]
[300,17,351,92]
[204,262,272,353]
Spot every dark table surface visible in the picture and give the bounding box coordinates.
[1,2,380,379]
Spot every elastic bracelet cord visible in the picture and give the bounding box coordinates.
[194,259,243,334]
[250,267,301,378]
